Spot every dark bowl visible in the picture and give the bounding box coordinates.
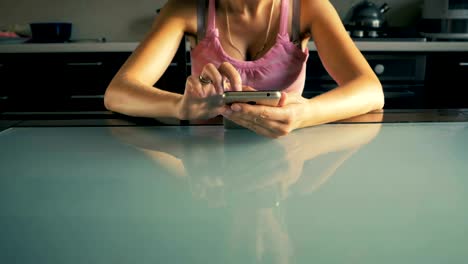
[29,22,72,43]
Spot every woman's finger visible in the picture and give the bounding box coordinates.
[278,92,288,107]
[218,62,242,91]
[242,85,257,91]
[227,115,279,138]
[200,63,224,94]
[225,107,288,137]
[231,103,291,124]
[185,75,204,97]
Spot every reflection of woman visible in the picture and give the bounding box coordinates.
[104,0,384,138]
[108,121,382,263]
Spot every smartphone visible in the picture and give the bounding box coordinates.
[222,91,282,128]
[222,91,282,106]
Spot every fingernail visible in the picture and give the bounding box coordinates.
[231,104,241,112]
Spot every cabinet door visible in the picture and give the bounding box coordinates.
[154,39,188,94]
[0,53,69,111]
[0,40,188,112]
[62,52,131,111]
[304,52,427,109]
[425,53,468,108]
[63,53,130,96]
[0,58,14,111]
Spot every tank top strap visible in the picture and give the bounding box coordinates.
[291,0,301,42]
[207,0,217,31]
[278,0,289,35]
[278,0,301,42]
[197,0,207,41]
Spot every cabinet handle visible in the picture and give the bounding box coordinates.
[170,62,178,67]
[384,91,415,98]
[70,95,104,99]
[460,63,468,67]
[66,62,103,66]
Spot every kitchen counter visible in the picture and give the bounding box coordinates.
[0,42,139,53]
[1,109,468,263]
[0,40,467,53]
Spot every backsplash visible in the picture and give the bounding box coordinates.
[0,0,423,42]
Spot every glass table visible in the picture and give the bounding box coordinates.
[1,110,468,263]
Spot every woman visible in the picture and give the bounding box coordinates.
[104,0,384,138]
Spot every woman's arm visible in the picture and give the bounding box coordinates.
[221,0,384,137]
[104,0,195,119]
[298,0,384,127]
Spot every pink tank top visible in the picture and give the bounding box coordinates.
[190,0,309,94]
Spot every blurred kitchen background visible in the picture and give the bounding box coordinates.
[1,0,467,112]
[0,0,423,42]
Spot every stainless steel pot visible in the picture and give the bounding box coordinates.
[345,0,390,29]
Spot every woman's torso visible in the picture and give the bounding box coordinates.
[189,0,309,93]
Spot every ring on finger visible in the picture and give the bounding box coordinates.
[199,75,212,85]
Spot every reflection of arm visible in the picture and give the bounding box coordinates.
[108,126,190,177]
[108,126,187,158]
[139,148,187,178]
[108,126,225,179]
[277,123,382,193]
[298,147,360,194]
[284,123,382,161]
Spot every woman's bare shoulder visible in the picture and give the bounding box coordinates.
[299,0,340,30]
[157,0,198,35]
[300,0,330,17]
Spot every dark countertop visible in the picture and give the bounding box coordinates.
[1,109,468,132]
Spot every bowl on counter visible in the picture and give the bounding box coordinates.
[29,22,72,43]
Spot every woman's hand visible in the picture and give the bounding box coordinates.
[177,62,242,120]
[222,92,310,138]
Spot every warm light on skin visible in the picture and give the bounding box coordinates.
[104,0,384,138]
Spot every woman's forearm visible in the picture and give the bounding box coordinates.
[104,77,183,119]
[299,76,384,128]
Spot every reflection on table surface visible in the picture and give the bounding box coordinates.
[1,122,468,264]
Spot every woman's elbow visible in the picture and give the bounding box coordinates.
[370,78,385,110]
[103,83,121,112]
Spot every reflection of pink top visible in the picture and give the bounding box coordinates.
[191,0,309,94]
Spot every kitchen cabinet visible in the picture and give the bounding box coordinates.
[304,52,427,109]
[0,52,130,111]
[2,41,466,112]
[424,52,468,109]
[0,41,187,112]
[0,61,11,113]
[0,53,70,111]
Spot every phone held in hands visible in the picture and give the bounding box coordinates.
[222,91,282,106]
[222,91,282,128]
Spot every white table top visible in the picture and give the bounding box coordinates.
[1,121,468,263]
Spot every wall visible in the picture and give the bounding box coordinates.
[0,0,423,42]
